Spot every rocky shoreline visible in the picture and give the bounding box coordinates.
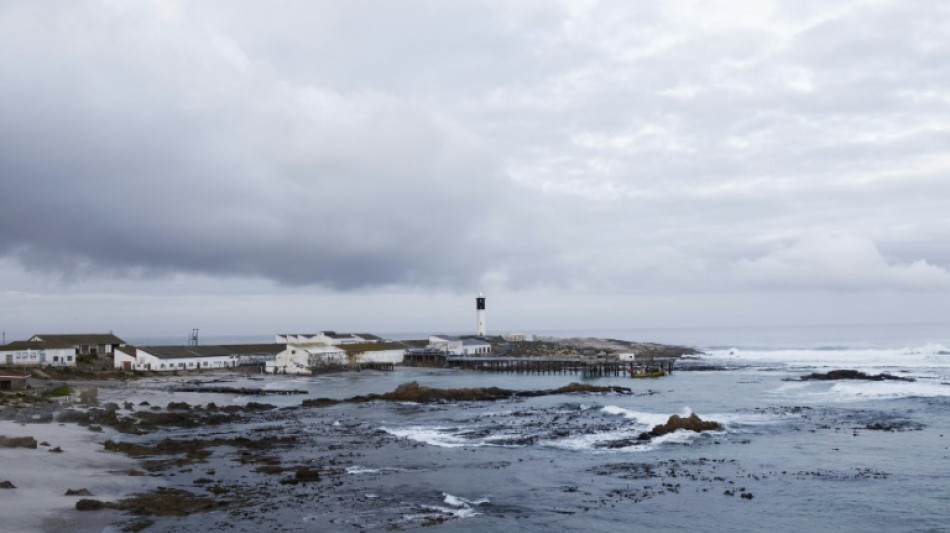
[0,374,726,532]
[2,357,927,532]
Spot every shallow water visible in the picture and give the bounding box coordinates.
[122,339,950,533]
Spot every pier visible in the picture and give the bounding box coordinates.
[403,349,447,367]
[444,357,674,377]
[351,362,395,371]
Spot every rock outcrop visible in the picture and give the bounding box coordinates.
[639,413,722,441]
[800,369,914,382]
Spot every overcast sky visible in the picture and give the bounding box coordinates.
[2,0,950,340]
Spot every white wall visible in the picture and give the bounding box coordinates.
[428,336,463,354]
[113,349,136,369]
[460,342,491,355]
[0,348,76,367]
[349,348,405,364]
[133,349,237,372]
[266,345,346,375]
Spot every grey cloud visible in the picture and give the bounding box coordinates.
[0,1,555,290]
[2,0,950,303]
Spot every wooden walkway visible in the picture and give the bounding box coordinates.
[444,357,674,377]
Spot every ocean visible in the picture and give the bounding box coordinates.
[115,323,950,532]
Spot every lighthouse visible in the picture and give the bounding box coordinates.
[476,292,486,336]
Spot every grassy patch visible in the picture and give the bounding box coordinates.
[43,384,72,397]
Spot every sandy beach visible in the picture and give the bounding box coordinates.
[0,373,267,533]
[0,418,156,533]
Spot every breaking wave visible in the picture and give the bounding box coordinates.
[701,343,950,375]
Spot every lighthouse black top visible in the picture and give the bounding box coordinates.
[476,297,485,310]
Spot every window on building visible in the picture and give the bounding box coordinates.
[53,356,59,362]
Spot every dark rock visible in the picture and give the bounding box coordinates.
[639,413,722,440]
[0,480,16,489]
[294,467,322,482]
[114,487,217,516]
[66,488,93,496]
[800,369,914,382]
[243,402,276,411]
[56,409,90,424]
[75,499,106,511]
[0,436,38,449]
[303,381,631,407]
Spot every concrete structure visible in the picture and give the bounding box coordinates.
[0,372,28,391]
[616,352,638,362]
[266,344,346,375]
[476,293,486,336]
[428,335,491,356]
[504,333,530,342]
[113,344,282,372]
[275,332,383,345]
[339,342,406,365]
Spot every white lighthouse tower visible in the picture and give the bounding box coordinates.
[476,292,486,336]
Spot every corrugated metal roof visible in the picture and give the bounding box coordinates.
[139,346,237,359]
[115,345,137,356]
[27,333,125,346]
[1,341,51,351]
[462,339,491,346]
[137,344,285,360]
[339,342,407,354]
[216,344,285,355]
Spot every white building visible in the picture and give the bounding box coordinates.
[616,352,638,362]
[114,345,238,372]
[266,344,347,375]
[113,344,284,372]
[1,333,127,367]
[1,341,76,367]
[428,335,491,356]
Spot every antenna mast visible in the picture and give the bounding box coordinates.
[188,329,199,346]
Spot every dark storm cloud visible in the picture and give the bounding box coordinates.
[0,1,555,290]
[2,0,950,300]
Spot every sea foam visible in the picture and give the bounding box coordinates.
[702,343,950,375]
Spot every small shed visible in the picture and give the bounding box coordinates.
[0,372,29,391]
